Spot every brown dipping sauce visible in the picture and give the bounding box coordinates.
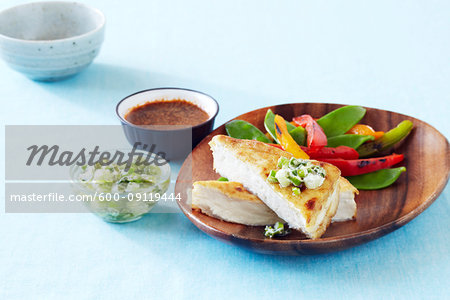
[125,99,209,127]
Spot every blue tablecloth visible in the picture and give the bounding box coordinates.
[1,0,449,299]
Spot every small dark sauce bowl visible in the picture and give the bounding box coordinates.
[116,88,219,160]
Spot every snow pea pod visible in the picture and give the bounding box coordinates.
[327,134,374,149]
[288,126,306,146]
[357,120,413,158]
[346,167,406,190]
[225,120,271,143]
[264,109,296,140]
[317,105,366,137]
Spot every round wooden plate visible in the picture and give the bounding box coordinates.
[175,103,450,255]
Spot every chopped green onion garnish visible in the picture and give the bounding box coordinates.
[292,186,301,195]
[288,175,301,186]
[264,222,289,238]
[267,170,279,183]
[277,157,289,168]
[217,177,229,182]
[289,157,300,168]
[267,177,278,183]
[268,156,326,190]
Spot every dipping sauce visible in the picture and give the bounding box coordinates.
[125,99,209,127]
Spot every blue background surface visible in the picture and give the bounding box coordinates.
[1,1,449,299]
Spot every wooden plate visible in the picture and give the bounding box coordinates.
[175,103,450,255]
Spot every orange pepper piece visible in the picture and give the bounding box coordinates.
[274,115,310,159]
[265,132,274,142]
[347,124,384,139]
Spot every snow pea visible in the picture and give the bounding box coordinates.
[317,105,366,137]
[264,109,296,141]
[288,126,306,146]
[225,120,271,143]
[264,109,305,145]
[327,134,374,149]
[357,120,413,158]
[346,167,406,190]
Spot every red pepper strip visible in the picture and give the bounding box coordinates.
[301,146,359,160]
[269,144,358,159]
[292,115,327,148]
[319,153,404,176]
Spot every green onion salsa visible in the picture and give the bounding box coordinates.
[78,158,165,194]
[75,157,170,222]
[267,157,326,194]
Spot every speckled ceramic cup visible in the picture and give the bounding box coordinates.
[0,1,105,81]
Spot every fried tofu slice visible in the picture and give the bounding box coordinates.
[191,177,357,226]
[333,177,358,222]
[192,181,283,225]
[209,135,341,239]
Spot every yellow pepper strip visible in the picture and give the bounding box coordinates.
[274,115,310,159]
[347,124,384,139]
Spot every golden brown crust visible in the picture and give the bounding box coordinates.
[339,177,359,195]
[310,183,340,239]
[193,181,261,203]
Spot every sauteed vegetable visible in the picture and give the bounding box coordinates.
[327,134,374,149]
[225,120,271,143]
[225,105,413,190]
[316,105,366,137]
[347,167,406,190]
[357,120,413,157]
